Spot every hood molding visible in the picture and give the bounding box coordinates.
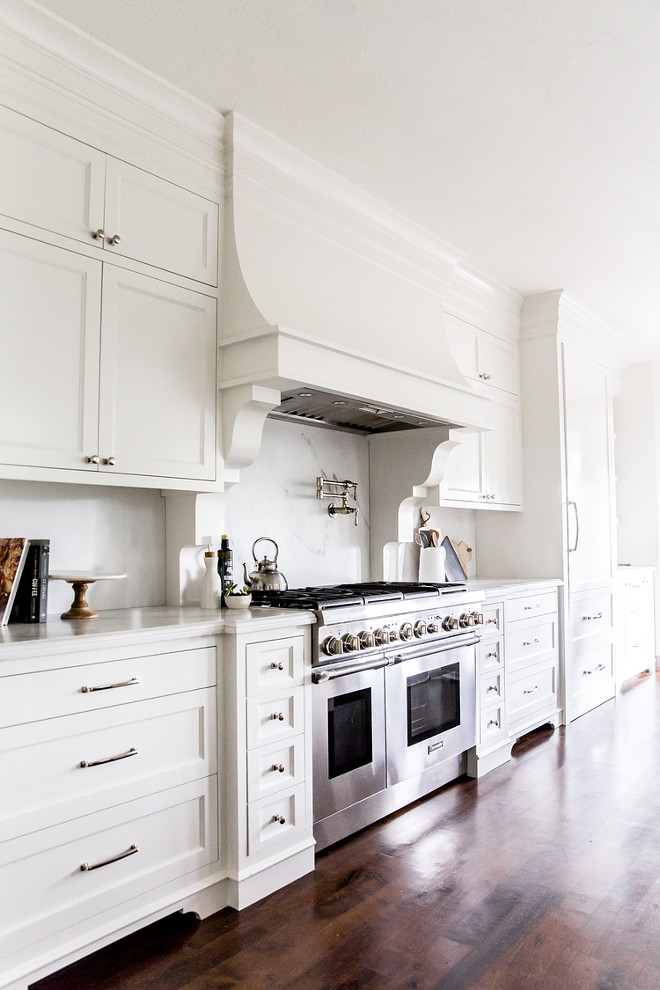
[220,112,495,472]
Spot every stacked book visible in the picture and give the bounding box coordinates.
[0,538,50,625]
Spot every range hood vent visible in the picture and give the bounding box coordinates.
[270,388,460,435]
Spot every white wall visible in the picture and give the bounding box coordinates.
[0,480,165,615]
[224,417,370,588]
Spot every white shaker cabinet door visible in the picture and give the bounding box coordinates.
[0,230,101,471]
[98,268,217,481]
[562,344,614,590]
[0,105,106,248]
[483,397,523,507]
[104,159,219,285]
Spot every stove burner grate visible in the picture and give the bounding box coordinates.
[250,581,466,610]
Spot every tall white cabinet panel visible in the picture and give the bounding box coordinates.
[99,269,217,480]
[0,105,106,247]
[104,159,219,286]
[0,230,101,470]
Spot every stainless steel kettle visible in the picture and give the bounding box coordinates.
[243,538,288,592]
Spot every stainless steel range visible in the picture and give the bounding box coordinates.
[252,582,483,851]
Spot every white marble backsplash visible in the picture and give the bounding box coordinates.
[224,417,370,588]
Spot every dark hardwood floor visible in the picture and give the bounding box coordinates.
[34,672,660,990]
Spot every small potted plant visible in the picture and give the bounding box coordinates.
[223,581,252,610]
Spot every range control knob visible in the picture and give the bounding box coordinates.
[322,636,343,656]
[389,627,400,641]
[341,633,360,653]
[375,627,390,646]
[399,622,414,642]
[459,612,476,628]
[427,621,439,634]
[442,616,459,632]
[472,611,484,625]
[359,630,376,650]
[414,620,427,638]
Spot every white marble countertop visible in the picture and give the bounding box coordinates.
[0,604,314,663]
[466,577,563,599]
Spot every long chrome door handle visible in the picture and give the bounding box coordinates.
[568,500,579,552]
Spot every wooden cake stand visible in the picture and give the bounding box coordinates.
[49,571,127,619]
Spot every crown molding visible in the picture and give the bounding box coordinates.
[446,263,523,341]
[521,290,622,367]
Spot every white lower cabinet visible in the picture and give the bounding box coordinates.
[567,585,615,720]
[616,567,656,689]
[468,583,561,778]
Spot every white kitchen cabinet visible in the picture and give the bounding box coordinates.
[0,229,217,482]
[446,315,519,396]
[616,567,656,688]
[442,395,523,509]
[222,624,314,909]
[0,629,224,990]
[467,600,509,777]
[0,105,218,286]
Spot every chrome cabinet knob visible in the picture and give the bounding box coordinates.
[85,454,100,464]
[91,228,105,242]
[107,233,121,245]
[102,456,116,466]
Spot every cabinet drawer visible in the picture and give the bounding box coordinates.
[507,662,557,729]
[507,592,557,623]
[481,603,504,636]
[0,688,216,843]
[0,776,218,959]
[479,671,503,707]
[569,643,614,718]
[478,703,507,747]
[247,736,306,803]
[478,636,503,674]
[0,646,216,728]
[506,615,557,671]
[570,591,613,641]
[246,687,305,749]
[246,636,305,696]
[247,783,307,858]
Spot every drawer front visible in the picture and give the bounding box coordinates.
[506,615,557,671]
[568,644,614,718]
[479,671,503,707]
[247,783,307,858]
[247,736,305,802]
[570,591,613,641]
[507,662,557,729]
[478,636,503,674]
[478,703,507,747]
[0,776,218,958]
[246,687,305,750]
[0,647,216,728]
[0,688,216,843]
[506,591,557,623]
[245,636,305,697]
[481,603,504,637]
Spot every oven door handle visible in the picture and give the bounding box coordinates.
[312,655,390,683]
[392,634,480,663]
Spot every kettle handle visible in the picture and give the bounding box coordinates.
[251,537,279,564]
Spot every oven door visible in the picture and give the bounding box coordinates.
[385,636,478,786]
[312,659,387,824]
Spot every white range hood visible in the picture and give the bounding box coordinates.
[220,112,491,475]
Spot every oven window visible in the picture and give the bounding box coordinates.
[407,661,460,746]
[328,688,373,778]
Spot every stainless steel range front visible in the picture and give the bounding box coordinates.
[252,582,483,851]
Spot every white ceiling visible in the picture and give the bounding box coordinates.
[35,0,660,361]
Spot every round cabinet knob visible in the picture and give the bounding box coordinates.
[341,633,360,653]
[427,621,439,634]
[101,456,116,466]
[85,454,100,465]
[459,613,476,628]
[399,622,413,642]
[322,636,343,656]
[91,228,105,242]
[413,620,426,638]
[442,615,459,632]
[375,627,390,646]
[359,630,376,650]
[107,233,121,246]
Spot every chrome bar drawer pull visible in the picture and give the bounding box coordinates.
[272,814,286,825]
[271,712,285,721]
[80,843,138,872]
[272,763,285,773]
[80,747,138,769]
[582,612,603,621]
[81,676,139,693]
[522,685,540,694]
[270,662,284,670]
[583,663,606,675]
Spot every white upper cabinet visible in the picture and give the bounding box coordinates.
[103,159,218,286]
[0,230,101,470]
[446,315,519,396]
[0,106,218,286]
[0,105,106,247]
